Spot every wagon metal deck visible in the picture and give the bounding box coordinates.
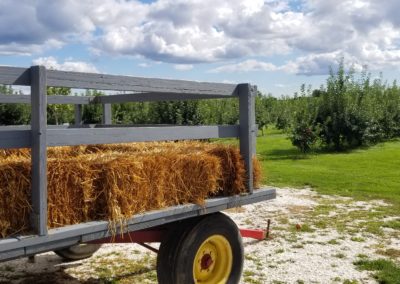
[0,188,275,261]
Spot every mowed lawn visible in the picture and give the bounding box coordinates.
[256,130,400,208]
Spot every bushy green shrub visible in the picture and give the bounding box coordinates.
[290,122,317,152]
[285,60,400,152]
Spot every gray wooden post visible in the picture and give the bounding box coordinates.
[238,83,256,193]
[30,66,48,235]
[74,104,83,126]
[102,103,111,125]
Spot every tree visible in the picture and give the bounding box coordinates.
[255,93,268,135]
[47,87,73,125]
[82,90,103,124]
[0,85,30,125]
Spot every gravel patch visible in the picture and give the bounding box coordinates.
[0,187,398,283]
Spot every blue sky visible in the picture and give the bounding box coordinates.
[1,0,400,96]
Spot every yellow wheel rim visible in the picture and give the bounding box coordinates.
[193,235,233,284]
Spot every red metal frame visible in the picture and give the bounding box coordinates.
[89,229,166,244]
[239,229,266,240]
[89,227,266,245]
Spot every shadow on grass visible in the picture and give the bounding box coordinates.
[257,135,390,161]
[258,148,312,161]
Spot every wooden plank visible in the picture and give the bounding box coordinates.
[46,125,239,146]
[96,92,234,103]
[0,94,92,104]
[47,69,238,95]
[47,95,92,104]
[0,248,25,262]
[102,104,112,124]
[0,130,31,148]
[30,66,48,236]
[74,105,83,126]
[0,66,30,86]
[25,237,80,256]
[0,94,30,104]
[239,84,256,193]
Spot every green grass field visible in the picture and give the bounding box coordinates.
[257,129,400,208]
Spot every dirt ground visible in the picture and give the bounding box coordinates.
[0,187,399,284]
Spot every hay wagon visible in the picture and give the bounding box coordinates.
[0,66,276,283]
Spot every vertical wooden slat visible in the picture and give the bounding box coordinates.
[74,104,82,126]
[239,83,256,193]
[102,104,112,124]
[30,66,48,236]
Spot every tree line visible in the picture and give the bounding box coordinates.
[1,61,399,152]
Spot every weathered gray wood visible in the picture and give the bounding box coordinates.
[0,94,30,103]
[96,92,234,103]
[25,237,80,256]
[30,66,48,236]
[102,104,112,124]
[253,124,258,156]
[0,124,211,132]
[0,248,25,262]
[0,65,270,263]
[239,84,256,194]
[0,130,31,148]
[47,69,238,95]
[48,95,92,104]
[46,125,239,146]
[0,188,276,256]
[0,66,30,86]
[74,105,83,126]
[0,94,92,104]
[0,92,232,105]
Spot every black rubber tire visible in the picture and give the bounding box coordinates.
[173,213,244,284]
[54,244,102,261]
[157,218,201,284]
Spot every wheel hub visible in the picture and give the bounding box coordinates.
[200,253,214,270]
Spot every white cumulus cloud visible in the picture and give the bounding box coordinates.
[32,57,98,73]
[1,0,400,76]
[173,64,193,71]
[209,59,277,73]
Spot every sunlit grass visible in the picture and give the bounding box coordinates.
[256,128,400,209]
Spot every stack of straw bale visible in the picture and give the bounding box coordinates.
[0,141,262,238]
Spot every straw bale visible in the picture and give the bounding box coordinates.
[84,141,213,155]
[205,146,247,196]
[0,154,106,237]
[0,146,86,161]
[0,148,30,160]
[46,155,101,228]
[0,141,263,238]
[0,159,31,237]
[93,151,220,227]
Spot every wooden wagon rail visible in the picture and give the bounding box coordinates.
[0,65,275,262]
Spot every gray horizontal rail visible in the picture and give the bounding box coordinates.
[0,94,93,105]
[0,124,187,131]
[0,92,233,105]
[0,125,238,149]
[0,129,31,148]
[95,92,234,103]
[47,69,238,95]
[48,95,92,104]
[0,187,276,260]
[0,94,30,104]
[47,125,239,146]
[0,66,30,86]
